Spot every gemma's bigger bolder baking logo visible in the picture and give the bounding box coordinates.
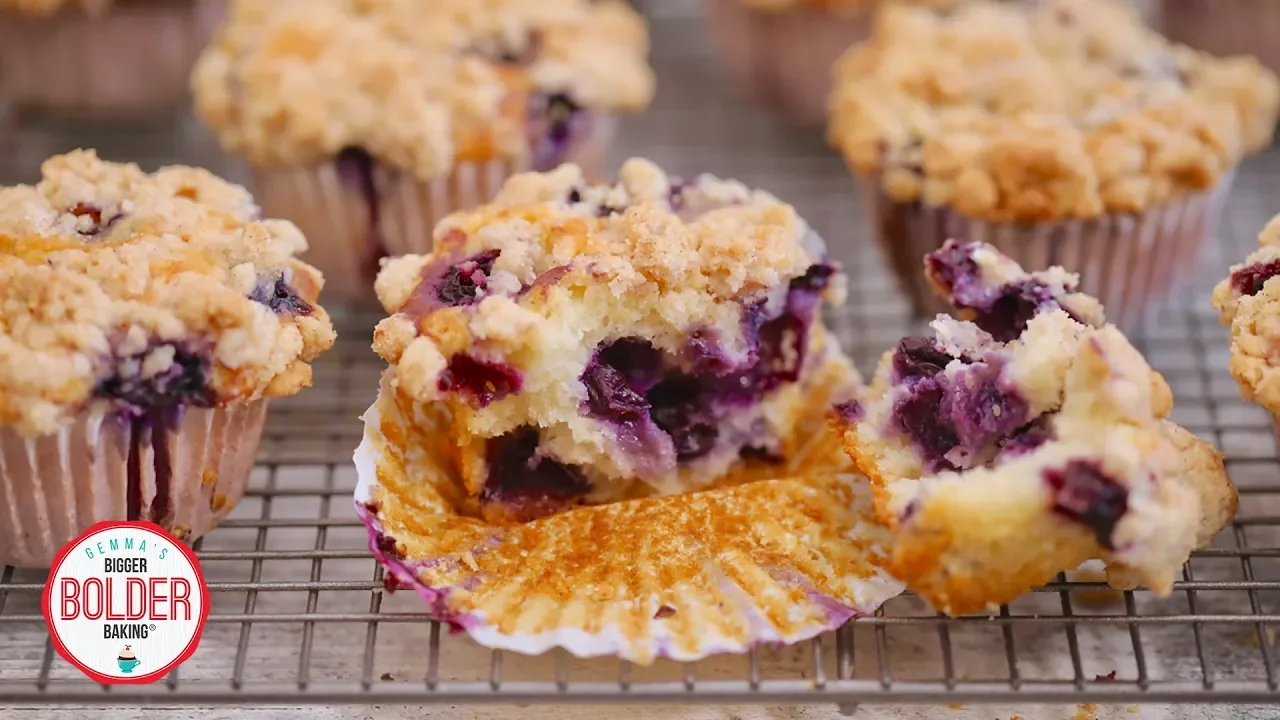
[41,521,210,684]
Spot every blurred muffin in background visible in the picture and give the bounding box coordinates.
[0,0,223,121]
[829,0,1279,328]
[1160,1,1280,78]
[192,0,655,308]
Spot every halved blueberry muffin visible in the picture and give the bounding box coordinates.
[354,158,905,664]
[836,240,1236,615]
[193,0,655,305]
[1212,214,1280,420]
[0,150,337,567]
[370,157,858,522]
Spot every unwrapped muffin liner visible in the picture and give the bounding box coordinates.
[353,367,904,664]
[253,115,618,308]
[703,0,873,128]
[1160,0,1280,77]
[0,400,267,568]
[0,0,224,120]
[861,174,1235,329]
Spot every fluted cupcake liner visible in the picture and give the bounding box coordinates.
[703,0,873,129]
[353,365,903,665]
[1160,0,1280,78]
[252,115,618,308]
[861,174,1235,330]
[0,0,224,121]
[0,400,267,568]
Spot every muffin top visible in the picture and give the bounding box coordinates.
[829,0,1280,223]
[0,150,337,438]
[192,0,655,181]
[1211,214,1280,415]
[371,158,849,512]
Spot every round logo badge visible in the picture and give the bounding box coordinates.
[41,521,210,685]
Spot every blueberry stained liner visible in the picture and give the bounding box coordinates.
[836,239,1236,616]
[355,158,904,664]
[0,150,336,568]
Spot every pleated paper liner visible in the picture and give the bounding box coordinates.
[253,115,619,308]
[861,173,1235,330]
[703,0,874,129]
[353,365,904,665]
[0,400,267,568]
[0,0,225,121]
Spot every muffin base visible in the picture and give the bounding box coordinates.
[252,115,618,308]
[0,0,224,121]
[1160,0,1280,77]
[354,359,902,664]
[0,401,267,568]
[703,0,872,129]
[861,176,1234,329]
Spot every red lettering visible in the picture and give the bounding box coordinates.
[105,577,124,620]
[59,579,80,620]
[82,578,103,620]
[171,578,192,621]
[126,578,146,620]
[148,578,168,621]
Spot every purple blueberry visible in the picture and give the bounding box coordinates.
[1231,259,1280,297]
[482,427,591,522]
[335,146,390,282]
[998,417,1054,458]
[1043,460,1129,548]
[647,376,720,461]
[95,343,216,419]
[437,250,501,306]
[892,337,954,382]
[892,382,959,472]
[251,275,313,316]
[437,353,522,406]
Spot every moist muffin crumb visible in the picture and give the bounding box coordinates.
[0,149,337,438]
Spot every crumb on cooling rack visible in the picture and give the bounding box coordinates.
[0,150,337,438]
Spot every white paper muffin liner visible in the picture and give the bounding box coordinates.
[252,114,618,308]
[0,0,224,121]
[703,0,873,128]
[0,400,267,568]
[352,373,904,665]
[1160,0,1280,76]
[861,173,1235,330]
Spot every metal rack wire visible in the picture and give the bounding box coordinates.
[2,0,1280,710]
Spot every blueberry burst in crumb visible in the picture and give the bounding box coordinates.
[837,239,1237,615]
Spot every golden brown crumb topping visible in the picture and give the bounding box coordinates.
[829,0,1280,223]
[0,151,337,437]
[192,0,655,180]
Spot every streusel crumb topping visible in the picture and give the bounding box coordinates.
[829,0,1280,223]
[192,0,654,180]
[0,151,337,438]
[1211,213,1280,414]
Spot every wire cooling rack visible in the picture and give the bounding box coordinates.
[2,0,1280,711]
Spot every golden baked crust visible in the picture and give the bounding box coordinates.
[828,0,1280,223]
[370,157,858,518]
[1211,214,1280,415]
[0,150,337,438]
[192,0,655,180]
[835,240,1235,615]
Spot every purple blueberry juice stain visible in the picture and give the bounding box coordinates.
[998,417,1054,459]
[1231,259,1280,297]
[437,353,522,407]
[1043,460,1129,548]
[251,274,314,315]
[833,399,864,422]
[401,250,503,318]
[481,427,591,522]
[335,146,391,283]
[97,342,213,526]
[529,93,585,172]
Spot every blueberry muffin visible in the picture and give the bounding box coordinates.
[829,0,1279,327]
[0,0,223,120]
[192,0,655,306]
[1212,214,1280,427]
[354,159,905,663]
[835,240,1236,615]
[0,150,336,568]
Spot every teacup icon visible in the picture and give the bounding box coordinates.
[117,645,140,673]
